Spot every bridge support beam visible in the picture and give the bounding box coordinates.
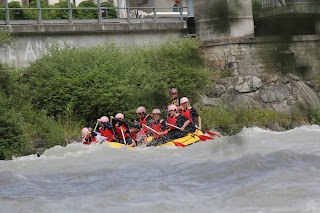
[316,15,320,35]
[186,0,196,35]
[195,0,254,41]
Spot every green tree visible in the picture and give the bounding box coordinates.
[24,0,56,20]
[75,0,98,19]
[52,0,77,20]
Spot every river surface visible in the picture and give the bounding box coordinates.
[1,125,320,213]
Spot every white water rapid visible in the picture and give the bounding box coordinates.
[1,125,320,213]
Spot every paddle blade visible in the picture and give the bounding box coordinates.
[197,135,213,141]
[173,142,186,147]
[204,130,221,137]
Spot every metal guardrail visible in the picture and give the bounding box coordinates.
[0,0,187,25]
[260,0,320,8]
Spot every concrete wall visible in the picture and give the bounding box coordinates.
[195,0,254,41]
[0,22,186,67]
[201,35,320,76]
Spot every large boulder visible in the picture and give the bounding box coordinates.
[291,81,320,107]
[260,85,291,103]
[235,75,263,93]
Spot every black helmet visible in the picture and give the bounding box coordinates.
[132,122,141,129]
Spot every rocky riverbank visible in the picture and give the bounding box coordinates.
[203,73,320,112]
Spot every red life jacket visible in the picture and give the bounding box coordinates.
[83,135,97,145]
[151,119,163,138]
[115,123,130,139]
[181,107,193,124]
[99,127,116,142]
[167,115,177,130]
[139,114,151,133]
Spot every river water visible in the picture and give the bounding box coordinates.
[1,125,320,213]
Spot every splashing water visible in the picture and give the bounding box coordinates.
[1,125,320,212]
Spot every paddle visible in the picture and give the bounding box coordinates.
[93,121,99,132]
[166,122,213,141]
[143,124,186,148]
[172,141,186,147]
[200,129,221,137]
[120,127,127,146]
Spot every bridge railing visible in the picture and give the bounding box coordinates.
[260,0,320,8]
[0,0,187,25]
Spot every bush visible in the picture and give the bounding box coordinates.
[0,0,117,21]
[52,1,77,20]
[199,105,306,135]
[74,0,98,19]
[25,1,52,20]
[0,95,27,160]
[23,38,210,126]
[0,62,66,159]
[309,106,320,125]
[0,1,25,21]
[101,2,117,18]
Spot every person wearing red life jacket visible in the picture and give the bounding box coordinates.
[111,113,133,145]
[166,104,191,139]
[97,116,116,142]
[136,106,152,135]
[81,127,97,145]
[169,87,180,107]
[147,108,168,146]
[130,122,147,147]
[179,97,201,132]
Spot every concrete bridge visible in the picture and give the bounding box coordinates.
[0,0,194,66]
[0,0,319,67]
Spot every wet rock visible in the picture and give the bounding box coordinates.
[266,123,287,132]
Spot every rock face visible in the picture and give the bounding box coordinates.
[202,73,320,112]
[234,76,262,93]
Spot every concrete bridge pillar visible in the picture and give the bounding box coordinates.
[195,0,254,41]
[316,15,320,35]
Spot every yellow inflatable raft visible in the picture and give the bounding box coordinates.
[105,129,206,149]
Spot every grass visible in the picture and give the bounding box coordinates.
[198,105,307,135]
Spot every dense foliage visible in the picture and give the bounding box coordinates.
[0,0,117,20]
[23,38,209,126]
[0,63,65,160]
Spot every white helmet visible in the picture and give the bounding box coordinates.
[152,109,161,114]
[98,116,109,123]
[81,127,90,138]
[168,104,177,112]
[136,106,146,114]
[180,97,189,104]
[115,113,124,119]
